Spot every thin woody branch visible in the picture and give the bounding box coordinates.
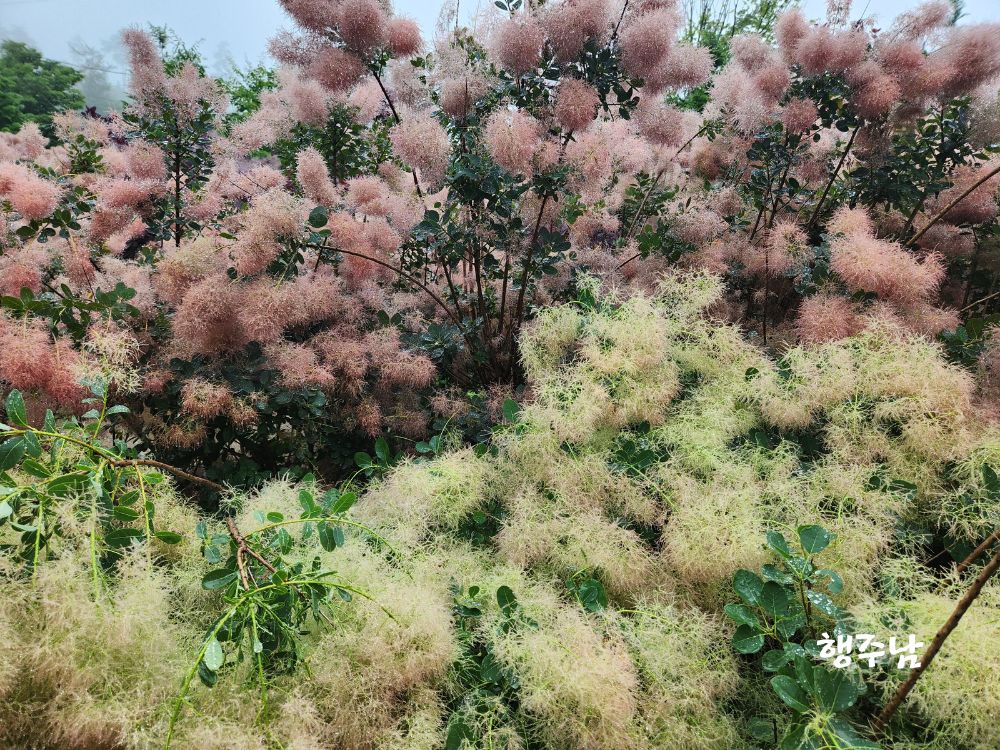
[872,544,1000,734]
[907,163,1000,249]
[225,516,280,592]
[111,458,226,493]
[955,528,1000,574]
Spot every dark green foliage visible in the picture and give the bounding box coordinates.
[123,95,217,247]
[566,570,608,612]
[940,314,1000,368]
[0,40,85,134]
[148,24,205,76]
[168,481,376,747]
[848,98,986,222]
[139,343,359,492]
[354,436,402,479]
[726,526,879,749]
[9,167,95,244]
[445,583,538,749]
[272,103,389,183]
[221,63,279,130]
[1,283,139,343]
[120,27,219,247]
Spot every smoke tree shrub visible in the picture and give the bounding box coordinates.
[1,1,1000,745]
[0,272,999,747]
[1,31,448,487]
[2,1,999,481]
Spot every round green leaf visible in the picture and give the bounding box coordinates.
[307,205,329,228]
[203,637,225,671]
[571,576,607,613]
[112,506,141,522]
[0,437,26,472]
[767,531,793,558]
[47,473,89,496]
[762,648,790,672]
[805,590,845,620]
[22,431,41,458]
[770,675,810,712]
[724,603,760,628]
[502,398,520,422]
[104,528,144,547]
[330,491,357,514]
[762,563,794,585]
[813,568,844,594]
[298,489,317,514]
[733,569,764,605]
[760,581,789,616]
[813,668,860,712]
[798,525,833,555]
[197,660,217,687]
[5,390,27,427]
[317,521,337,551]
[202,568,238,590]
[732,624,765,654]
[496,585,517,617]
[826,717,879,748]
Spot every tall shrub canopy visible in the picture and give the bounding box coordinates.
[0,0,999,748]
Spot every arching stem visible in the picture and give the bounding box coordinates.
[907,163,1000,249]
[872,544,1000,735]
[806,123,860,231]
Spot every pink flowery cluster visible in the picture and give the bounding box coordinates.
[2,0,1000,442]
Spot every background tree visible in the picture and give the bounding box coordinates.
[0,40,85,133]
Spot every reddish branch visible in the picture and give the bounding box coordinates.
[906,162,1000,248]
[872,544,1000,734]
[225,516,278,590]
[955,528,1000,574]
[110,457,226,493]
[806,124,860,231]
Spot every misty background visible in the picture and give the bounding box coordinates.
[1,0,997,113]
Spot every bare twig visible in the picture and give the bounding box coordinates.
[6,426,226,493]
[806,124,860,231]
[109,458,226,493]
[959,287,1000,313]
[907,163,1000,249]
[370,67,424,200]
[955,528,1000,574]
[622,125,711,244]
[225,516,279,585]
[616,123,715,271]
[612,0,630,38]
[306,242,462,328]
[873,544,1000,734]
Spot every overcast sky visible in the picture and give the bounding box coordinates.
[1,0,997,83]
